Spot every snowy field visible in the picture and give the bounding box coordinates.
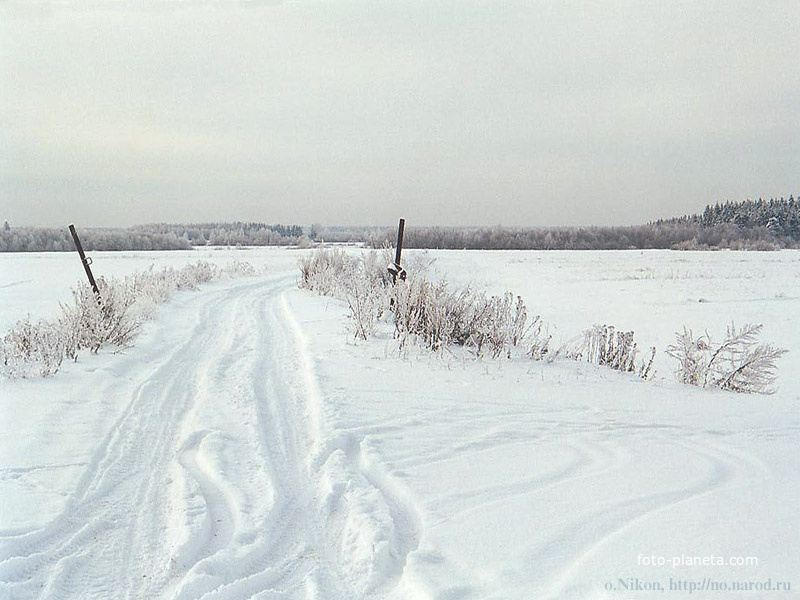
[1,248,799,599]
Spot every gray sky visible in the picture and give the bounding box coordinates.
[1,1,798,228]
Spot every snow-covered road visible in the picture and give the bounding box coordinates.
[2,250,799,599]
[1,274,414,599]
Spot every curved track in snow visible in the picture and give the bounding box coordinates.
[0,275,413,600]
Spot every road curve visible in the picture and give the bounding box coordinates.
[0,274,411,600]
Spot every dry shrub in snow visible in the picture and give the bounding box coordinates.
[299,247,549,358]
[299,248,355,296]
[391,278,454,351]
[1,260,255,379]
[221,260,257,278]
[527,315,551,361]
[560,324,655,380]
[342,249,394,340]
[1,318,65,378]
[666,323,786,394]
[300,248,392,340]
[299,249,790,392]
[343,268,387,341]
[61,277,140,356]
[392,283,547,359]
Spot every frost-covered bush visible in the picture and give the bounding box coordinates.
[299,248,392,296]
[392,285,538,357]
[60,278,140,355]
[298,249,787,392]
[299,248,353,296]
[175,260,218,289]
[338,251,392,340]
[666,323,786,394]
[564,324,655,380]
[481,293,530,359]
[391,278,452,351]
[343,269,387,341]
[300,247,548,358]
[221,260,257,278]
[300,248,393,340]
[1,318,65,378]
[1,260,256,379]
[129,266,174,306]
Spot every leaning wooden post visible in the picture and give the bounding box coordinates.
[395,218,405,271]
[388,218,407,284]
[68,224,101,299]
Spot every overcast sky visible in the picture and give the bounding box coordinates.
[1,1,798,228]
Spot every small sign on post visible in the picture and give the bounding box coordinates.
[387,218,407,284]
[68,224,101,299]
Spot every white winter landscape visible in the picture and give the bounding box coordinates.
[1,247,798,599]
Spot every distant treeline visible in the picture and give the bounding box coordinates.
[0,222,306,252]
[2,196,798,251]
[330,196,799,251]
[667,197,800,239]
[356,222,790,251]
[133,222,305,247]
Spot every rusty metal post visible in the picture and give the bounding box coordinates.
[68,224,101,298]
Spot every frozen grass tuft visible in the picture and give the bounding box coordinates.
[564,325,656,380]
[1,260,256,379]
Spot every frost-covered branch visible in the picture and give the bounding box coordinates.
[665,323,786,394]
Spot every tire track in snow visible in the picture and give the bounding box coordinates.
[434,440,615,527]
[282,296,422,597]
[174,431,236,572]
[519,436,765,600]
[0,284,234,599]
[0,274,404,600]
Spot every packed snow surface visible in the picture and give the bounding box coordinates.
[1,248,799,599]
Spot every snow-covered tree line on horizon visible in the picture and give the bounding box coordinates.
[666,196,800,239]
[357,222,786,251]
[339,196,800,250]
[3,195,797,252]
[0,222,306,252]
[137,222,305,246]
